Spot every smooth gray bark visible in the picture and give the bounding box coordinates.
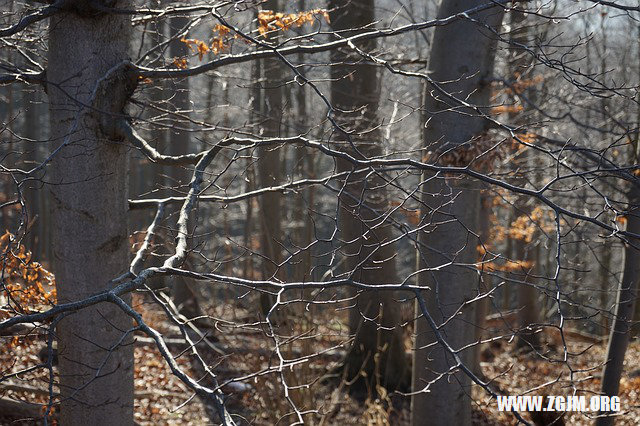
[48,3,134,424]
[411,1,504,424]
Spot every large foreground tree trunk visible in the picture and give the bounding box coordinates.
[48,3,134,424]
[329,0,406,391]
[411,1,504,424]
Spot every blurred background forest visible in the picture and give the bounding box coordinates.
[1,0,640,425]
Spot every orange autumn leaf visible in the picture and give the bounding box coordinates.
[491,104,524,115]
[211,24,233,54]
[508,206,555,243]
[509,132,538,151]
[257,9,330,36]
[505,75,544,95]
[0,231,56,316]
[475,257,535,273]
[514,132,537,144]
[389,200,421,225]
[172,57,188,69]
[181,24,234,59]
[181,37,210,60]
[213,23,231,37]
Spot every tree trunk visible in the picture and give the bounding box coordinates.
[632,22,640,337]
[243,57,261,283]
[473,191,492,377]
[293,8,313,283]
[48,3,134,424]
[596,160,640,426]
[515,236,540,349]
[166,14,192,188]
[329,0,406,391]
[257,0,285,318]
[23,86,43,258]
[505,7,541,351]
[411,1,504,424]
[164,14,203,320]
[1,1,16,233]
[503,210,513,310]
[596,20,640,425]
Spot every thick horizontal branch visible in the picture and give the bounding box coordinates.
[585,0,640,12]
[116,119,205,165]
[88,2,231,19]
[0,70,45,86]
[119,121,295,168]
[0,265,427,333]
[535,134,640,185]
[132,134,640,240]
[128,172,350,209]
[0,397,50,419]
[0,0,67,38]
[133,0,508,79]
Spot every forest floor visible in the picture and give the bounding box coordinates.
[1,291,639,425]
